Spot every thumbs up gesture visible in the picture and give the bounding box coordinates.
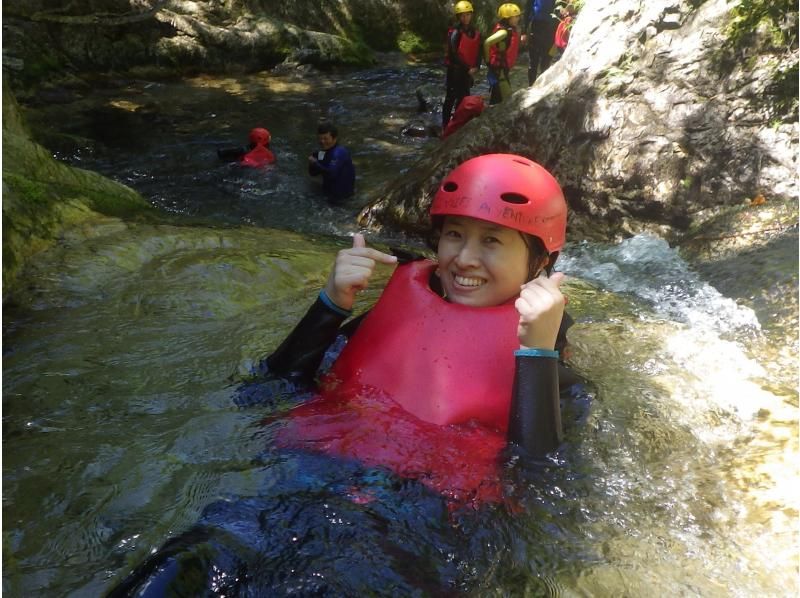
[515,272,566,350]
[323,234,398,311]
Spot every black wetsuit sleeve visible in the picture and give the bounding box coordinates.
[506,310,579,458]
[507,354,562,457]
[448,29,466,68]
[263,293,370,383]
[265,295,349,381]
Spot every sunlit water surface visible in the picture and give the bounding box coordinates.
[4,62,797,596]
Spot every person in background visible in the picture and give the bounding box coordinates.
[525,0,558,85]
[240,127,276,167]
[483,3,523,105]
[216,127,276,167]
[442,1,482,130]
[553,1,576,60]
[308,122,355,203]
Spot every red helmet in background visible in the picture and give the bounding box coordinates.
[430,154,567,252]
[248,127,271,147]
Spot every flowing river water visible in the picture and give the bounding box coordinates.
[3,59,798,596]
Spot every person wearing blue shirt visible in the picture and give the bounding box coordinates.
[525,0,558,85]
[308,122,356,203]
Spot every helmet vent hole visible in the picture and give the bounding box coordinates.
[443,182,459,192]
[501,193,528,205]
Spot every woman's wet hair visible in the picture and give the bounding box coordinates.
[428,215,557,281]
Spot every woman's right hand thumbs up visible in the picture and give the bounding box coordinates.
[323,234,398,311]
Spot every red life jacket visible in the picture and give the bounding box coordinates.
[275,260,521,508]
[324,260,520,432]
[445,25,481,68]
[240,145,275,168]
[488,23,520,70]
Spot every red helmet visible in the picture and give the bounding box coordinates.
[430,154,567,252]
[248,127,271,146]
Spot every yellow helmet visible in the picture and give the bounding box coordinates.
[454,1,474,14]
[497,3,521,18]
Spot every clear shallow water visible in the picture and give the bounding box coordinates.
[5,63,798,596]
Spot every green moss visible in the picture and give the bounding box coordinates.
[2,89,156,300]
[17,51,63,85]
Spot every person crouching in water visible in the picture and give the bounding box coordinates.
[442,1,482,130]
[240,127,276,167]
[216,127,276,167]
[484,3,523,105]
[267,153,573,459]
[308,122,356,203]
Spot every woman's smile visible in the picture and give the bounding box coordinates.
[452,273,486,288]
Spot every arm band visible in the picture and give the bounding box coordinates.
[319,290,352,317]
[514,348,559,359]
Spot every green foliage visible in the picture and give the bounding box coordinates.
[726,0,797,50]
[765,60,799,121]
[397,31,430,54]
[718,0,798,120]
[555,0,584,19]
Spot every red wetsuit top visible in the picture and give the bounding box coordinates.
[240,145,276,168]
[264,257,576,508]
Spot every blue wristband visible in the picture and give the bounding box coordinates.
[515,348,559,359]
[318,290,352,317]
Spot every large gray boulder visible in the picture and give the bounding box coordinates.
[359,0,798,243]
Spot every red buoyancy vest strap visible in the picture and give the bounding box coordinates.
[325,260,520,431]
[488,24,520,70]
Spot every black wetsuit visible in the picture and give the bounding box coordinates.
[442,24,481,129]
[525,0,559,85]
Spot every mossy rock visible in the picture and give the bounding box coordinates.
[2,88,155,300]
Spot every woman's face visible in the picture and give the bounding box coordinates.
[436,216,530,307]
